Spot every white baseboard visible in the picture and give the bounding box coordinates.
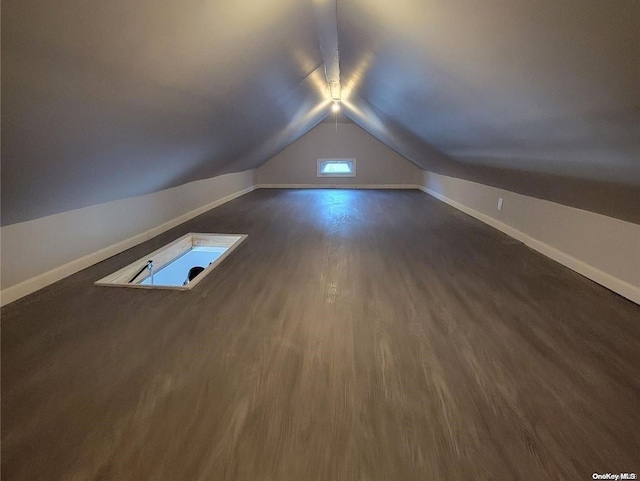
[6,182,635,306]
[0,185,257,307]
[418,185,640,304]
[256,183,419,189]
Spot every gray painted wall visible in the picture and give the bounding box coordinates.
[257,123,421,186]
[420,170,640,303]
[0,170,255,304]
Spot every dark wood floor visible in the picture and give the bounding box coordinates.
[2,189,639,481]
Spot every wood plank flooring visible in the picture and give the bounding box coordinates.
[2,189,639,480]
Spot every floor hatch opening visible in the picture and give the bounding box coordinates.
[95,233,247,290]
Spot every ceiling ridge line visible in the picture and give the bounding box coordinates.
[312,0,341,101]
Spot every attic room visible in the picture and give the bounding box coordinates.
[1,0,639,479]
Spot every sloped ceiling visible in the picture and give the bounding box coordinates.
[2,0,639,226]
[1,0,330,225]
[338,0,640,183]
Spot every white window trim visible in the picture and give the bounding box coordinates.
[317,158,357,178]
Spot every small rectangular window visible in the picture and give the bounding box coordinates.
[317,158,356,178]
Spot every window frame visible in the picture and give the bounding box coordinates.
[316,158,357,178]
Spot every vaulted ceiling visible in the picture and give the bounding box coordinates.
[2,0,639,225]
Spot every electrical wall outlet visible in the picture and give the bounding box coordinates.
[497,197,503,210]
